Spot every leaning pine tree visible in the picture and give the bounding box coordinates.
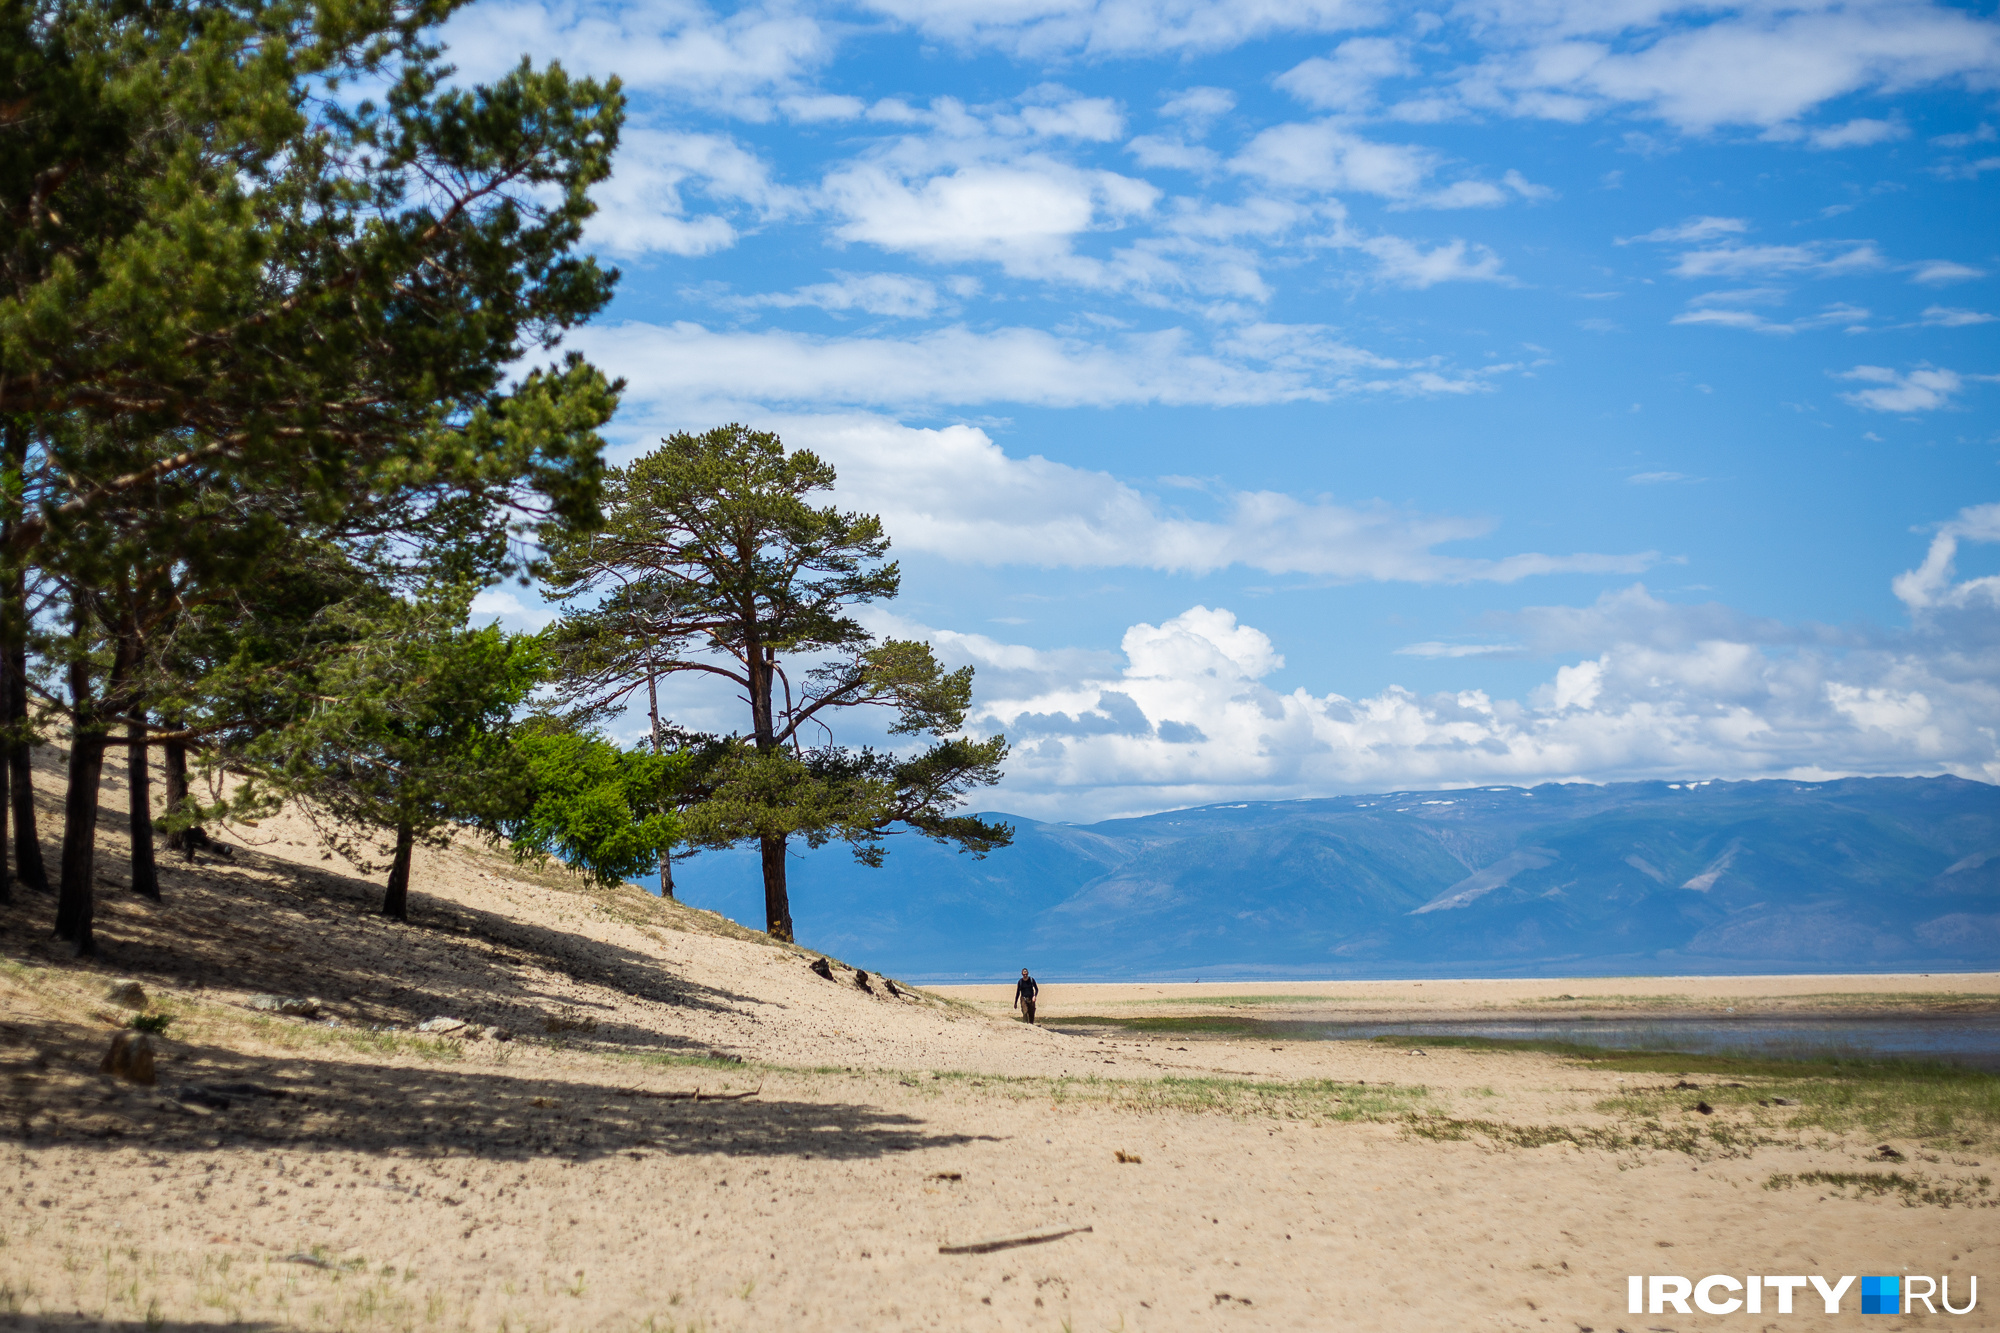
[541,424,1012,942]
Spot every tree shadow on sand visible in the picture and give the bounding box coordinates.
[3,1011,999,1166]
[2,824,779,1051]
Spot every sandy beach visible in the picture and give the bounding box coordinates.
[2,746,1995,1331]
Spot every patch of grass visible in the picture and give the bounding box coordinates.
[925,1068,1428,1122]
[1048,1014,1268,1035]
[1132,994,1354,1007]
[1763,1169,1997,1207]
[128,1013,174,1035]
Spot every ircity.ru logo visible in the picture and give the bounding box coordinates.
[1626,1274,1978,1315]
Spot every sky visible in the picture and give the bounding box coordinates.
[456,0,2000,825]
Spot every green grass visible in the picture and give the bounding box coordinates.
[926,1068,1429,1121]
[1764,1170,1996,1208]
[1130,994,1356,1007]
[1047,1014,1271,1035]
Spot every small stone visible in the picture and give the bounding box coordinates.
[246,995,284,1012]
[808,958,834,981]
[1694,1101,1713,1115]
[100,1032,156,1085]
[277,997,321,1018]
[484,1026,513,1042]
[416,1016,467,1034]
[104,980,148,1010]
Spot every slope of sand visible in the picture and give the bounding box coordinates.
[1,747,1995,1331]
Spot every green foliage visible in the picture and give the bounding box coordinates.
[540,424,1011,939]
[247,589,540,872]
[1,0,626,556]
[503,726,691,887]
[128,1012,173,1034]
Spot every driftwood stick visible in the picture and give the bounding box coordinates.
[939,1225,1093,1256]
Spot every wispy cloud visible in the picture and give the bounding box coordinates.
[1835,364,1988,413]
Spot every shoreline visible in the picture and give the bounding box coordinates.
[933,971,2000,1021]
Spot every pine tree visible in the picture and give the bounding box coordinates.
[3,0,625,950]
[541,424,1011,942]
[248,591,538,920]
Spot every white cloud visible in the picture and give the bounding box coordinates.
[1910,260,1987,285]
[919,554,2000,818]
[438,1,832,113]
[1620,216,1749,244]
[1835,364,1975,412]
[1352,235,1509,287]
[470,587,557,630]
[1276,37,1414,112]
[1395,641,1523,657]
[1923,305,1998,326]
[1021,95,1126,141]
[1892,502,2000,614]
[635,413,1659,583]
[1805,116,1907,149]
[1668,242,1886,279]
[1231,120,1438,198]
[1628,471,1703,484]
[1159,86,1236,125]
[584,130,800,258]
[855,0,1382,59]
[825,161,1156,265]
[1447,1,2000,136]
[1671,301,1870,335]
[566,318,1552,419]
[729,272,947,318]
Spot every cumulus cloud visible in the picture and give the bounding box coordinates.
[906,543,2000,819]
[439,0,831,112]
[1893,503,2000,615]
[1276,37,1414,112]
[584,130,800,258]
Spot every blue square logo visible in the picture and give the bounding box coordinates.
[1861,1276,1900,1314]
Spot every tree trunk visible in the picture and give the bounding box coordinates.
[162,731,189,856]
[760,833,792,942]
[5,580,46,894]
[647,666,674,899]
[382,821,415,920]
[54,662,105,955]
[127,716,159,900]
[747,644,792,939]
[0,684,9,906]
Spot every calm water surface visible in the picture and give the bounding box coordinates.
[1278,1014,2000,1070]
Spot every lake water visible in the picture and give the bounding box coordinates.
[1273,1014,2000,1071]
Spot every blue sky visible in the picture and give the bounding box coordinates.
[458,0,2000,823]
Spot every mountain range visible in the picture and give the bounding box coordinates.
[664,776,2000,981]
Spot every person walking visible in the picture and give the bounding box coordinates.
[1014,967,1039,1024]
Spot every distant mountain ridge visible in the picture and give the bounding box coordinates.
[667,776,2000,981]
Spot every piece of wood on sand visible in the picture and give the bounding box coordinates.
[939,1225,1093,1256]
